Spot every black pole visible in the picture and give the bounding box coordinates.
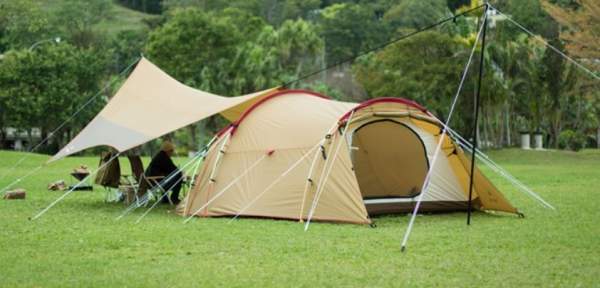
[467,4,488,226]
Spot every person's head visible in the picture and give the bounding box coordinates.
[160,140,175,157]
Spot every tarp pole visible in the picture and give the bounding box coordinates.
[400,12,486,252]
[467,4,488,226]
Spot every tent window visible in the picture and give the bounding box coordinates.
[351,119,429,199]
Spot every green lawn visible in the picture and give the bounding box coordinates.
[0,149,598,287]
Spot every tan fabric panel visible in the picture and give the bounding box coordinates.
[227,93,356,153]
[351,120,428,198]
[455,149,518,213]
[306,135,370,223]
[51,57,277,161]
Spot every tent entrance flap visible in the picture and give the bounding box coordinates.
[351,120,429,214]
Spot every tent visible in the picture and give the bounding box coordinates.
[180,89,519,224]
[50,57,519,224]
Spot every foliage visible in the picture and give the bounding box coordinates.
[558,129,587,151]
[162,0,321,26]
[0,43,109,151]
[383,0,452,31]
[50,0,113,48]
[117,0,163,14]
[353,31,478,133]
[542,0,600,61]
[318,3,388,64]
[146,8,323,95]
[0,0,51,53]
[0,0,598,153]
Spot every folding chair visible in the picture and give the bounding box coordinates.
[94,151,122,202]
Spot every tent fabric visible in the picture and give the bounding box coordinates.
[50,57,278,162]
[181,91,518,224]
[52,57,518,224]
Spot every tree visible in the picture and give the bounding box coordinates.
[353,31,479,135]
[0,44,109,151]
[145,8,323,148]
[318,3,388,64]
[51,0,113,48]
[542,0,600,60]
[0,0,51,52]
[383,0,451,31]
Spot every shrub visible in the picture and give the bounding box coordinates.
[558,129,587,151]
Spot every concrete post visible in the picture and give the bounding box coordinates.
[520,132,530,150]
[533,133,543,150]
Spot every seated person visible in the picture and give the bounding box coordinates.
[145,140,183,204]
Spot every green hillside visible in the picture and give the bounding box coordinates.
[38,0,157,36]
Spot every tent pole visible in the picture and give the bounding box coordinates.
[467,4,488,226]
[298,139,326,222]
[305,111,354,231]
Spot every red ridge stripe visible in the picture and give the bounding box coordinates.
[339,97,432,122]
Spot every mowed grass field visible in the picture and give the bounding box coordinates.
[0,149,598,287]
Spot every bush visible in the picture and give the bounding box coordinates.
[558,130,587,151]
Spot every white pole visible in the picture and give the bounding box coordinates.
[305,111,354,231]
[298,139,326,221]
[401,14,486,251]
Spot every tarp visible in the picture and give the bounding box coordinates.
[50,57,277,162]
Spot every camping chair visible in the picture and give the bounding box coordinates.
[124,155,174,206]
[118,155,146,204]
[94,151,122,202]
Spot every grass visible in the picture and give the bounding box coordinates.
[0,149,598,287]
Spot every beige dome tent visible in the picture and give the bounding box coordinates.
[181,89,519,224]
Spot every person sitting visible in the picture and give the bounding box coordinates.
[145,140,183,205]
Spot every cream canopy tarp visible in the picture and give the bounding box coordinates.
[50,57,277,162]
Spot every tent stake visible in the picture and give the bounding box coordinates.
[467,4,488,226]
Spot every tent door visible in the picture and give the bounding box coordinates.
[351,120,429,214]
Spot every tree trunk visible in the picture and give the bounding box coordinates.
[505,102,511,147]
